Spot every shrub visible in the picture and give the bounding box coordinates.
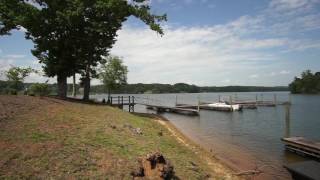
[29,83,50,96]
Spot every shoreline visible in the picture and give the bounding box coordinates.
[133,112,243,178]
[144,113,292,180]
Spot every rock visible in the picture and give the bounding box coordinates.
[158,131,163,136]
[131,166,144,177]
[110,125,117,129]
[189,161,197,167]
[132,152,176,180]
[134,128,143,135]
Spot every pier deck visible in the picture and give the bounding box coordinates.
[144,104,199,116]
[281,137,320,159]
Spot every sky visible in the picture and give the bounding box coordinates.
[0,0,320,86]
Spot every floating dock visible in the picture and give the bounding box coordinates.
[284,161,320,180]
[175,103,242,112]
[281,137,320,159]
[145,104,199,116]
[231,100,276,107]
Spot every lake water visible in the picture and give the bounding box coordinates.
[91,92,320,179]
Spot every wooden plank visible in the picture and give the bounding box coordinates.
[284,161,320,180]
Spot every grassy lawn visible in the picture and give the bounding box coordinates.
[0,95,235,179]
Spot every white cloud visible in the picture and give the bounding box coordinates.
[0,59,14,80]
[1,0,319,86]
[279,70,290,74]
[269,0,319,12]
[111,25,282,85]
[5,54,26,59]
[110,9,320,85]
[249,74,259,79]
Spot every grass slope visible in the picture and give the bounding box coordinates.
[0,96,235,179]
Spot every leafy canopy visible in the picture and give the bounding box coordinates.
[0,0,166,78]
[289,70,320,94]
[5,66,34,82]
[99,56,128,93]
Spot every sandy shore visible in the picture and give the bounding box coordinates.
[148,114,292,180]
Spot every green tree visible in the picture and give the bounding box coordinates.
[289,70,320,94]
[1,0,166,100]
[5,66,34,94]
[29,83,51,96]
[99,56,128,101]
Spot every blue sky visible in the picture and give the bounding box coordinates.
[1,0,320,86]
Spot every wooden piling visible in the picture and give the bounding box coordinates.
[289,94,292,105]
[175,95,178,106]
[285,104,291,138]
[197,96,200,112]
[128,96,131,112]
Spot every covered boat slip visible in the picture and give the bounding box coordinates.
[281,137,320,159]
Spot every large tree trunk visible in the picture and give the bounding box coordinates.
[83,65,91,101]
[57,75,67,98]
[72,73,76,97]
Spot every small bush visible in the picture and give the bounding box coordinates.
[1,87,18,95]
[29,83,50,96]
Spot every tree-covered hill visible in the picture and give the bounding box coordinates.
[0,80,288,95]
[289,70,320,94]
[90,83,288,94]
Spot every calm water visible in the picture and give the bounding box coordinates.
[91,92,320,179]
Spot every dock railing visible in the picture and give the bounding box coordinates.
[107,96,135,112]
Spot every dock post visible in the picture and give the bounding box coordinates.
[175,95,178,106]
[129,96,131,112]
[197,96,200,112]
[274,94,277,105]
[110,97,113,105]
[121,96,123,109]
[118,96,120,107]
[218,95,221,102]
[285,104,291,138]
[132,96,135,112]
[289,94,292,105]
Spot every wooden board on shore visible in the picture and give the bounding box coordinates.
[282,137,320,159]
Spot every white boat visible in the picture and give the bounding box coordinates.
[206,102,242,111]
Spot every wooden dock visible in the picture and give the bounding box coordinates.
[107,96,136,112]
[175,103,243,112]
[284,161,320,180]
[176,104,233,112]
[281,137,320,159]
[145,104,199,116]
[231,100,276,107]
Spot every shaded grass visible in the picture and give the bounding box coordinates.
[0,96,230,179]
